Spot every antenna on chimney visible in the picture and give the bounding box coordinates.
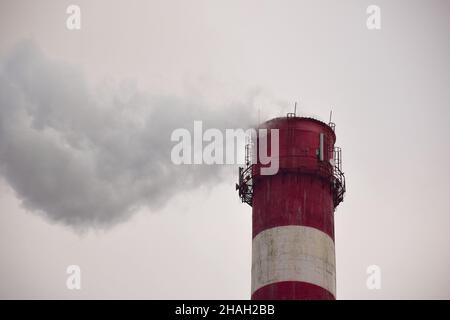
[287,101,297,118]
[328,109,336,131]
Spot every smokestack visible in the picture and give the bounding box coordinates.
[237,115,346,300]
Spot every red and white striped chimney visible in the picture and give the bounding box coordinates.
[237,116,345,300]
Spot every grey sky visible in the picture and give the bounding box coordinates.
[0,0,449,299]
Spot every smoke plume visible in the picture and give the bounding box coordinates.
[0,41,262,229]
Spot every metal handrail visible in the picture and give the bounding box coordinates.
[237,145,346,208]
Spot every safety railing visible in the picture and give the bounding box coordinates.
[236,144,346,207]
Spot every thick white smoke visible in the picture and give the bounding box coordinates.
[0,41,265,229]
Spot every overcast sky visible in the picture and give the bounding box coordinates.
[0,0,449,299]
